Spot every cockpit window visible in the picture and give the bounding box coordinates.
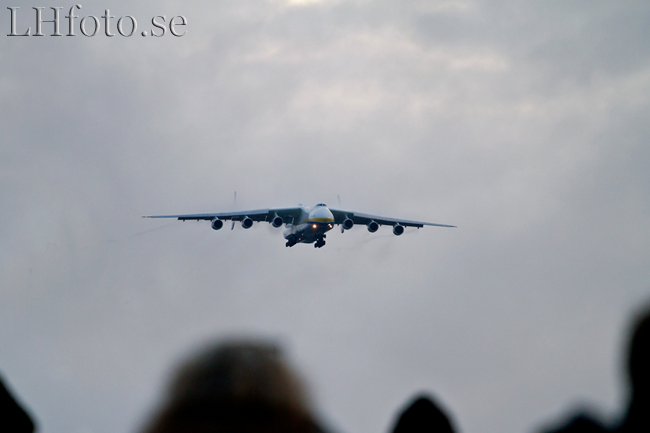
[316,203,327,207]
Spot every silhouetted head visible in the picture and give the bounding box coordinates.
[627,306,650,399]
[0,375,35,433]
[143,339,321,433]
[391,394,455,433]
[618,305,650,432]
[540,412,608,433]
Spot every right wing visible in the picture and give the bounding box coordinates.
[143,207,303,224]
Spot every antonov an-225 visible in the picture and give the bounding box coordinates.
[144,203,455,248]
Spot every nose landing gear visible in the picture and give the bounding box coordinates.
[314,237,326,248]
[285,234,297,247]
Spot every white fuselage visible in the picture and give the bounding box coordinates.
[282,204,334,244]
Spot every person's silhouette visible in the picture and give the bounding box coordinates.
[543,413,608,433]
[391,394,456,433]
[540,304,650,433]
[142,339,323,433]
[0,374,35,433]
[618,307,650,432]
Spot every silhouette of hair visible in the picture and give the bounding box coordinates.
[142,339,322,433]
[627,307,650,398]
[620,306,650,432]
[391,394,456,433]
[541,412,608,433]
[539,304,650,433]
[0,374,35,433]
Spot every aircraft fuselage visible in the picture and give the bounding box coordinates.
[282,204,334,248]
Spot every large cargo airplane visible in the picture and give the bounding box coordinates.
[144,203,455,248]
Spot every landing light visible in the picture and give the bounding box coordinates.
[328,224,332,228]
[312,224,317,229]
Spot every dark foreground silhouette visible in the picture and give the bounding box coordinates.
[541,306,650,433]
[0,374,35,433]
[141,339,324,433]
[3,305,647,433]
[390,394,456,433]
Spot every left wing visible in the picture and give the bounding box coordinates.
[328,208,456,228]
[143,207,303,224]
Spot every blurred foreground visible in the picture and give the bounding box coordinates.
[2,304,648,433]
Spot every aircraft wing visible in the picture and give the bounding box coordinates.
[328,208,456,228]
[143,207,303,224]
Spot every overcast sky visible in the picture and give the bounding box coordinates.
[2,1,650,433]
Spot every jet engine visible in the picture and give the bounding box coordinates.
[211,218,224,230]
[367,221,379,233]
[271,215,283,228]
[392,224,405,236]
[342,218,354,230]
[241,217,254,229]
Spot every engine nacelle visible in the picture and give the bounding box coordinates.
[367,221,379,233]
[342,218,354,230]
[211,218,224,230]
[241,217,254,229]
[271,215,283,228]
[392,224,405,236]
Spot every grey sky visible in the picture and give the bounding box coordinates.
[1,1,650,433]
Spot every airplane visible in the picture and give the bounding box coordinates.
[143,203,455,248]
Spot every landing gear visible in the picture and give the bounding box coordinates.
[314,237,326,248]
[285,235,297,247]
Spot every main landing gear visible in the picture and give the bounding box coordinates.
[286,234,326,248]
[314,235,326,248]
